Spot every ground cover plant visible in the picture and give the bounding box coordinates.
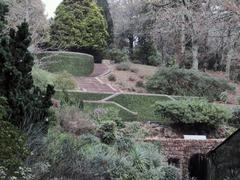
[147,67,235,101]
[36,51,94,76]
[32,67,76,90]
[154,100,233,127]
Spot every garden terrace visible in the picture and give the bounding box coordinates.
[36,51,94,76]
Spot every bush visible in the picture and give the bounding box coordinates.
[56,105,96,135]
[147,67,234,101]
[32,67,76,90]
[136,81,144,88]
[154,100,232,127]
[92,107,124,128]
[116,62,131,71]
[219,91,228,103]
[104,48,129,63]
[160,166,180,180]
[0,121,29,178]
[108,74,116,81]
[98,121,116,145]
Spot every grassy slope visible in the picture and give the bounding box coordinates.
[36,51,94,76]
[107,94,172,121]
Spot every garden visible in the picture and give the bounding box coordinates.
[1,0,240,180]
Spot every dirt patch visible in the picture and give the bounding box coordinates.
[100,62,158,93]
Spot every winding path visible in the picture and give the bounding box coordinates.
[74,63,119,93]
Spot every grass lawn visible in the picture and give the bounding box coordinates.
[36,51,94,76]
[107,93,173,121]
[83,101,138,122]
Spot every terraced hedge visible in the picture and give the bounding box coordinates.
[36,51,94,76]
[107,94,173,121]
[54,91,113,104]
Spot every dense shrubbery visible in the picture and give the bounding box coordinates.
[28,128,179,180]
[116,62,131,71]
[50,0,108,51]
[32,67,76,90]
[154,100,232,127]
[104,48,129,63]
[147,67,234,101]
[0,121,29,178]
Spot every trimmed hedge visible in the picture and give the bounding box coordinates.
[36,51,94,76]
[107,94,173,121]
[154,100,232,127]
[54,91,113,104]
[146,67,235,101]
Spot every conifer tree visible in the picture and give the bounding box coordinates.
[0,3,54,130]
[50,0,109,51]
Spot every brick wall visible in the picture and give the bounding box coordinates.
[147,138,224,179]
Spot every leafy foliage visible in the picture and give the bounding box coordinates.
[154,100,232,127]
[32,67,76,90]
[29,128,179,179]
[147,67,234,101]
[50,0,109,51]
[0,120,29,178]
[104,48,129,63]
[0,16,54,129]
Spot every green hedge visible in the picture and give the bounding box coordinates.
[146,67,235,101]
[107,94,173,121]
[154,100,232,127]
[83,101,138,122]
[54,91,113,104]
[36,51,94,76]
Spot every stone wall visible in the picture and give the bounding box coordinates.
[147,138,224,180]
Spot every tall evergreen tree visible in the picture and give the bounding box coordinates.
[0,3,54,130]
[96,0,114,45]
[50,0,109,51]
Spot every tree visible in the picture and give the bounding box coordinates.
[50,0,109,53]
[5,0,49,52]
[0,7,54,130]
[95,0,114,45]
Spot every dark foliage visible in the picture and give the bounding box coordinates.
[0,7,54,130]
[147,67,234,101]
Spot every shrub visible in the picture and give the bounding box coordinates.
[108,74,116,81]
[32,67,76,90]
[130,68,139,73]
[136,81,144,88]
[98,121,116,145]
[116,62,130,71]
[54,71,76,90]
[92,107,124,128]
[154,100,232,127]
[104,48,129,63]
[160,166,180,180]
[56,105,96,135]
[219,91,228,103]
[0,121,29,178]
[147,67,234,101]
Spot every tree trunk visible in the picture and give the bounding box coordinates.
[180,15,186,65]
[128,34,134,60]
[192,41,199,70]
[225,48,234,80]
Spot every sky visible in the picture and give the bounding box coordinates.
[41,0,63,19]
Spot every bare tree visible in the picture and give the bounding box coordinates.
[6,0,49,52]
